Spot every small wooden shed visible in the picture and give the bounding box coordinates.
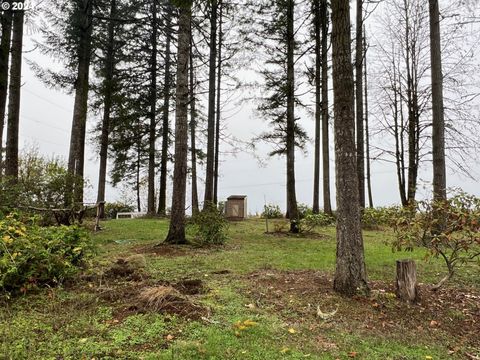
[225,195,248,220]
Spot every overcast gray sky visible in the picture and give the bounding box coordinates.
[15,2,480,215]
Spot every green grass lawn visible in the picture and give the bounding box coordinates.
[1,218,479,359]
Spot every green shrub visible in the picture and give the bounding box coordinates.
[361,206,401,230]
[104,202,136,219]
[0,213,93,295]
[297,203,313,220]
[300,212,335,233]
[188,207,229,246]
[261,204,283,219]
[392,192,480,289]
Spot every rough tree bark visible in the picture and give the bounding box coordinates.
[321,0,332,215]
[203,0,218,209]
[286,0,298,223]
[5,3,24,183]
[429,0,446,202]
[0,8,12,178]
[96,0,116,217]
[213,0,223,205]
[164,0,191,244]
[189,20,199,216]
[147,0,158,215]
[66,0,93,207]
[136,128,141,212]
[355,0,365,209]
[313,0,321,214]
[364,33,373,208]
[331,0,368,297]
[158,2,172,216]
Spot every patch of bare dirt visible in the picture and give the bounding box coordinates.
[246,269,480,353]
[95,277,209,321]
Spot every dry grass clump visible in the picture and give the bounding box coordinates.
[137,286,208,319]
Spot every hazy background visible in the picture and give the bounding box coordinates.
[15,6,480,215]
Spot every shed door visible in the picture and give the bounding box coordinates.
[232,204,240,217]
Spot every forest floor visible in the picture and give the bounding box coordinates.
[1,218,479,359]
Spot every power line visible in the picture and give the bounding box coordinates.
[21,114,70,134]
[20,134,66,148]
[23,88,72,114]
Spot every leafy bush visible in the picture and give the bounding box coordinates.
[297,203,313,220]
[392,192,480,289]
[261,204,283,219]
[104,202,136,219]
[188,207,229,246]
[300,212,335,233]
[361,206,401,230]
[0,214,93,295]
[0,149,85,222]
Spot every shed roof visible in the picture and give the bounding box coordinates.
[227,195,247,200]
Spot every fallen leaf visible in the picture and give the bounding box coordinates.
[430,320,439,327]
[166,334,174,341]
[288,328,296,334]
[348,352,358,358]
[280,347,290,354]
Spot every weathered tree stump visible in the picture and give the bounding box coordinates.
[395,259,418,302]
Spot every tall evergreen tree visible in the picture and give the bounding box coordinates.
[312,0,321,214]
[429,0,446,202]
[165,0,192,244]
[256,0,306,226]
[203,0,218,208]
[355,0,365,208]
[66,0,94,206]
[147,0,158,215]
[0,7,12,178]
[331,0,368,296]
[5,1,25,183]
[364,32,373,208]
[320,0,332,215]
[158,1,173,216]
[96,0,117,217]
[189,26,199,215]
[213,0,223,205]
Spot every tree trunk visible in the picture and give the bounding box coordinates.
[136,132,141,212]
[312,0,321,215]
[165,1,191,244]
[158,2,172,216]
[213,0,223,205]
[5,3,24,183]
[66,0,93,207]
[331,0,368,297]
[0,8,12,179]
[147,0,158,215]
[286,0,298,223]
[364,33,373,208]
[429,0,446,203]
[320,0,332,216]
[203,0,218,209]
[395,259,417,302]
[96,0,116,218]
[355,0,365,209]
[189,22,199,216]
[404,3,418,205]
[392,56,408,207]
